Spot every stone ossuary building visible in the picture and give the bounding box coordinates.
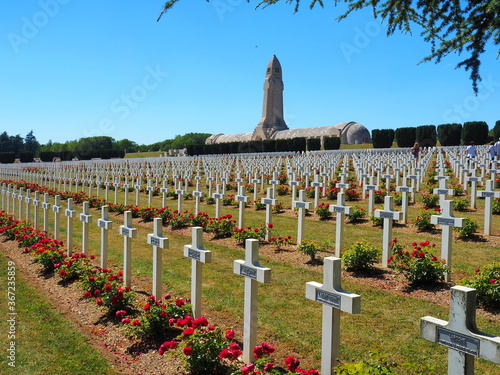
[205,55,371,147]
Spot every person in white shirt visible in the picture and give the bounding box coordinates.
[486,141,496,168]
[494,137,500,160]
[466,141,477,158]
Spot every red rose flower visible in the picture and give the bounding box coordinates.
[225,329,235,340]
[183,346,193,355]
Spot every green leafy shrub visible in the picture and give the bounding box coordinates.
[297,240,323,262]
[459,263,500,307]
[421,193,439,208]
[276,185,290,196]
[389,240,449,285]
[34,246,66,273]
[232,224,267,244]
[160,320,239,375]
[342,241,380,271]
[453,197,470,212]
[55,253,94,282]
[122,295,192,342]
[315,203,332,220]
[370,215,383,227]
[346,206,366,222]
[413,208,437,231]
[454,218,479,238]
[81,268,135,315]
[205,214,236,238]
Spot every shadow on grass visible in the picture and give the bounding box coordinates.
[401,281,451,293]
[458,235,487,243]
[345,267,390,279]
[305,257,323,266]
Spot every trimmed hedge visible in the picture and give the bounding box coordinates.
[372,129,394,148]
[416,125,437,147]
[395,127,416,147]
[307,138,321,151]
[462,121,489,145]
[0,152,16,164]
[323,136,341,150]
[437,123,462,146]
[19,151,34,163]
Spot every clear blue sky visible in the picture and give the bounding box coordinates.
[1,1,499,146]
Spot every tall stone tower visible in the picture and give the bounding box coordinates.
[252,55,288,140]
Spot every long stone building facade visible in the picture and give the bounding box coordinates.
[205,55,371,146]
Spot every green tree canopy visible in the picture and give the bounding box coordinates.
[159,0,499,92]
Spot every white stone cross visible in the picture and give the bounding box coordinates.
[374,196,402,267]
[88,177,93,197]
[311,173,323,209]
[321,169,329,197]
[476,179,500,235]
[306,257,361,374]
[191,181,202,215]
[261,187,277,241]
[235,171,244,192]
[113,178,120,204]
[123,178,130,206]
[293,190,311,245]
[134,178,142,206]
[17,187,24,220]
[32,191,40,230]
[335,173,349,193]
[250,174,261,201]
[236,186,249,229]
[206,174,215,198]
[65,198,76,256]
[396,177,414,224]
[382,168,394,192]
[119,211,138,287]
[221,171,229,194]
[160,180,169,208]
[42,193,50,232]
[421,286,500,374]
[289,173,299,204]
[52,195,62,240]
[269,171,280,197]
[24,189,31,222]
[184,227,212,318]
[146,179,154,207]
[212,184,224,218]
[80,201,93,255]
[234,239,271,363]
[0,183,6,212]
[147,217,169,299]
[5,185,12,214]
[431,200,464,281]
[407,169,420,198]
[97,205,113,268]
[465,169,482,209]
[365,176,379,214]
[433,177,455,207]
[176,180,185,213]
[329,192,352,257]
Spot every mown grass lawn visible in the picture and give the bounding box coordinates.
[0,252,116,375]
